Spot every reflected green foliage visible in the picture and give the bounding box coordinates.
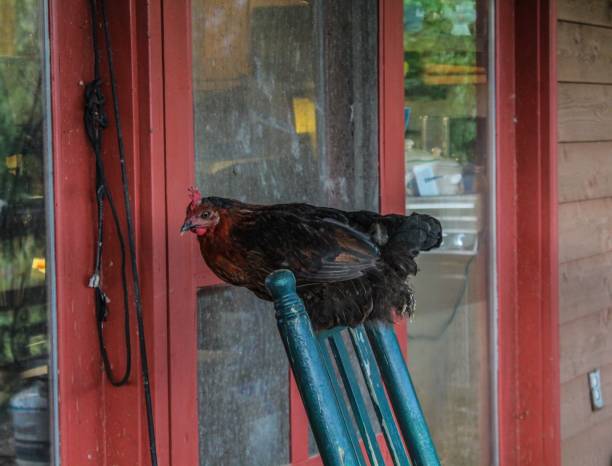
[404,2,492,465]
[0,0,44,200]
[404,0,482,163]
[0,0,48,426]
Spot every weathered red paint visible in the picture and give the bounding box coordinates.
[289,375,310,462]
[495,0,519,463]
[497,0,560,465]
[379,0,406,220]
[53,0,171,464]
[514,0,560,464]
[52,0,106,462]
[135,0,171,463]
[378,0,409,358]
[98,3,147,464]
[162,0,200,464]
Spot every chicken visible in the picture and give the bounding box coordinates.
[180,188,442,330]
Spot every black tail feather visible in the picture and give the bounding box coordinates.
[301,210,442,329]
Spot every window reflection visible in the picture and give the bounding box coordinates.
[404,0,493,464]
[0,1,52,464]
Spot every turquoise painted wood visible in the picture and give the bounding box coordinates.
[265,270,362,466]
[316,334,368,466]
[326,332,386,466]
[266,270,441,466]
[348,326,412,465]
[365,322,440,466]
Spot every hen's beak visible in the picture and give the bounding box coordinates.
[180,220,193,235]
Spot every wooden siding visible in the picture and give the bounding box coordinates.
[559,142,612,203]
[558,1,612,464]
[557,22,612,84]
[558,84,612,142]
[559,198,612,263]
[558,0,612,29]
[560,251,612,325]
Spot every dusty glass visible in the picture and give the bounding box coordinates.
[0,1,54,464]
[191,0,378,463]
[196,287,288,465]
[403,0,494,464]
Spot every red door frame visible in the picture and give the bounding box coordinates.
[496,0,560,465]
[50,0,559,464]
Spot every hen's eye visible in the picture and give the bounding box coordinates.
[201,211,211,219]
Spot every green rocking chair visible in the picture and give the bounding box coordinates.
[266,270,441,466]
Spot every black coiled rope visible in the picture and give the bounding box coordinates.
[84,0,158,464]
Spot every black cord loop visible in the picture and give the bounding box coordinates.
[84,0,158,464]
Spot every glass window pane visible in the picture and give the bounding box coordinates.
[0,0,54,464]
[197,287,288,466]
[192,0,378,210]
[403,0,493,465]
[191,0,378,463]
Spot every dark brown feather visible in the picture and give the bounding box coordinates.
[183,196,442,329]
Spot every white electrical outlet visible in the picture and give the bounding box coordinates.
[588,369,604,411]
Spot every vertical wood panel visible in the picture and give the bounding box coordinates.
[498,0,560,465]
[378,0,409,360]
[102,2,145,463]
[135,0,170,463]
[514,0,560,464]
[496,0,518,463]
[162,0,199,465]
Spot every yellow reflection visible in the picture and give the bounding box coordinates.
[31,257,45,275]
[5,154,23,175]
[423,63,486,86]
[0,0,16,57]
[292,97,317,150]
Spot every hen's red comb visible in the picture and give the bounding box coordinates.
[188,186,201,209]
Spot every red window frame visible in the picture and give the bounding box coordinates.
[50,0,559,464]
